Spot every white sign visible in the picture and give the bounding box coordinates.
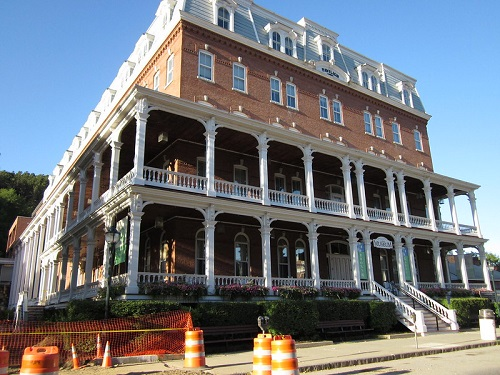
[373,236,393,249]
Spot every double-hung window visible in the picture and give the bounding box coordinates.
[286,82,297,109]
[319,95,329,120]
[322,44,332,62]
[333,100,343,124]
[392,122,401,144]
[270,77,281,104]
[272,32,281,51]
[233,63,246,92]
[414,130,423,151]
[364,112,373,134]
[362,72,369,89]
[153,71,160,91]
[374,116,384,138]
[198,50,213,81]
[217,7,230,29]
[285,37,294,56]
[166,55,174,86]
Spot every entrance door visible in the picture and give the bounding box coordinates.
[328,254,353,280]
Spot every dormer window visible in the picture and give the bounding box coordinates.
[357,64,381,94]
[397,81,415,108]
[265,22,298,58]
[314,35,336,63]
[211,0,236,32]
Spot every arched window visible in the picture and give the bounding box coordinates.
[195,229,205,275]
[285,37,294,56]
[362,72,369,88]
[322,44,331,62]
[217,7,230,29]
[272,32,281,51]
[370,75,379,93]
[235,233,250,276]
[278,237,290,277]
[295,239,307,278]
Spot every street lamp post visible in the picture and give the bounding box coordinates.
[104,226,120,319]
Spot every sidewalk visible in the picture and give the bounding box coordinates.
[163,329,499,374]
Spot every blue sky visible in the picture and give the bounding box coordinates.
[1,1,499,256]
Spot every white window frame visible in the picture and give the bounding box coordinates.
[326,184,345,202]
[232,63,246,93]
[195,229,206,275]
[234,232,250,277]
[211,0,236,32]
[291,176,302,195]
[314,35,336,63]
[277,237,290,278]
[153,70,160,91]
[233,165,248,185]
[274,173,286,192]
[364,111,373,134]
[414,130,423,152]
[285,37,294,56]
[166,54,174,86]
[392,122,402,144]
[198,50,214,82]
[397,81,415,108]
[374,115,384,138]
[295,239,308,279]
[197,157,206,177]
[333,99,343,124]
[319,95,330,120]
[357,65,381,93]
[286,82,297,109]
[403,89,414,108]
[270,76,282,104]
[217,7,230,29]
[264,23,298,58]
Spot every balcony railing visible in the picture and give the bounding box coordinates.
[215,276,266,286]
[143,167,207,193]
[269,190,309,209]
[214,180,262,202]
[272,278,314,287]
[320,279,356,289]
[408,215,432,229]
[315,198,349,216]
[367,207,393,223]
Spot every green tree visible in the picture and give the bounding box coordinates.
[486,252,500,268]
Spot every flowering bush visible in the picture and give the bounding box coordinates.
[216,283,268,299]
[320,286,361,299]
[272,286,319,300]
[139,281,207,298]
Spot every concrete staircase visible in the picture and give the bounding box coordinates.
[396,294,452,333]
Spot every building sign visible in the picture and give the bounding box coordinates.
[114,217,129,265]
[403,247,413,282]
[357,242,368,280]
[373,236,393,249]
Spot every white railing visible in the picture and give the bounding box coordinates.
[371,281,426,334]
[469,283,487,289]
[401,282,459,331]
[315,198,349,216]
[214,180,262,202]
[367,207,393,223]
[137,272,207,285]
[409,215,432,229]
[459,224,478,235]
[397,213,406,225]
[360,280,371,293]
[215,276,265,286]
[143,167,207,192]
[353,205,363,219]
[418,282,441,289]
[445,283,465,289]
[269,190,309,209]
[437,220,455,233]
[272,278,315,287]
[320,280,356,289]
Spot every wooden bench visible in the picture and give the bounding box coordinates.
[201,325,260,349]
[317,320,373,340]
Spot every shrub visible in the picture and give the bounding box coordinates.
[193,302,263,327]
[110,300,181,318]
[216,284,268,299]
[320,286,361,299]
[369,302,397,333]
[272,286,319,300]
[446,297,493,328]
[138,281,207,298]
[262,300,318,339]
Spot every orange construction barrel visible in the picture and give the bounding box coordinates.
[184,328,206,368]
[271,335,299,375]
[0,347,8,375]
[20,346,59,375]
[253,333,272,375]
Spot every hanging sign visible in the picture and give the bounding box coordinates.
[373,236,393,249]
[114,217,129,265]
[357,242,368,280]
[403,247,413,282]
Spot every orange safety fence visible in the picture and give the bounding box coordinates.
[0,310,193,367]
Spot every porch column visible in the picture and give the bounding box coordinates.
[57,202,65,233]
[396,171,410,227]
[24,234,36,295]
[39,263,49,302]
[50,259,59,295]
[32,224,46,299]
[302,145,316,213]
[259,214,273,288]
[77,169,87,217]
[394,235,405,285]
[58,245,69,302]
[257,133,270,205]
[447,185,461,235]
[84,227,96,296]
[404,236,418,287]
[109,140,123,188]
[91,152,103,204]
[423,179,438,231]
[66,190,75,228]
[102,217,113,288]
[354,160,369,220]
[432,239,446,288]
[478,244,492,291]
[456,241,470,289]
[201,204,219,294]
[126,195,145,294]
[385,168,400,226]
[362,229,375,286]
[133,97,149,185]
[69,237,81,299]
[307,221,321,289]
[348,228,361,289]
[468,190,482,238]
[203,117,217,197]
[341,156,355,219]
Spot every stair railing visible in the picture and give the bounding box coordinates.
[400,282,459,331]
[371,281,427,334]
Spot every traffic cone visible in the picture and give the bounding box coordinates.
[101,341,112,368]
[71,343,80,370]
[96,334,103,358]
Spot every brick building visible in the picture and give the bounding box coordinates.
[7,0,489,333]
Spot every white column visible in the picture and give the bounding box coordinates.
[478,244,492,291]
[126,195,145,294]
[204,118,217,197]
[447,185,461,235]
[396,171,410,227]
[341,156,355,219]
[456,242,469,289]
[423,179,438,231]
[49,260,59,295]
[58,245,69,301]
[77,169,87,217]
[302,145,316,213]
[385,168,400,226]
[109,140,123,188]
[362,230,375,286]
[468,190,482,238]
[70,237,81,298]
[259,214,273,288]
[257,133,270,205]
[66,190,75,228]
[32,224,46,299]
[84,227,96,295]
[432,239,445,288]
[348,228,361,289]
[203,205,218,294]
[394,235,405,285]
[133,98,149,185]
[405,236,418,287]
[91,152,103,204]
[307,221,321,289]
[354,160,369,221]
[57,202,65,233]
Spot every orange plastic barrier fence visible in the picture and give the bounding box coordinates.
[0,310,193,367]
[0,348,8,375]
